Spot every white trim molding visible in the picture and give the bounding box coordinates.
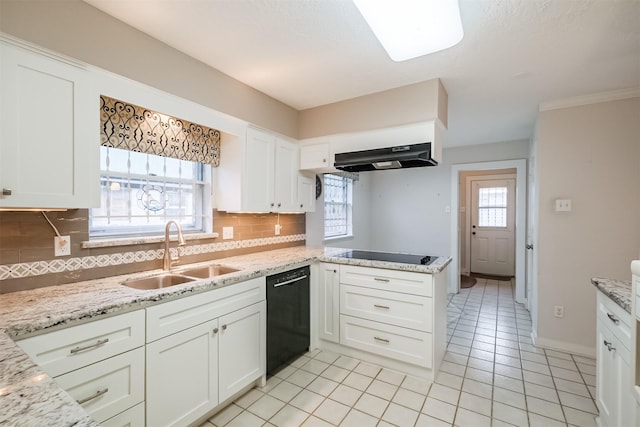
[531,330,596,359]
[540,87,640,111]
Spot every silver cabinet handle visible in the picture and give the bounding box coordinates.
[1,188,11,196]
[603,340,616,352]
[222,324,227,331]
[77,388,108,404]
[606,313,619,325]
[69,338,109,354]
[277,203,282,208]
[373,304,390,310]
[271,203,275,207]
[300,204,304,208]
[213,327,219,334]
[322,158,327,163]
[374,336,390,344]
[374,278,390,283]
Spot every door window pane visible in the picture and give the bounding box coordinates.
[478,187,507,227]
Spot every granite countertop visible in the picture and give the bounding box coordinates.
[0,246,451,426]
[591,277,632,314]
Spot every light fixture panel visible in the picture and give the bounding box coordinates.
[353,0,464,61]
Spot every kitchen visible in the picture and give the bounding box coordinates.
[1,1,640,427]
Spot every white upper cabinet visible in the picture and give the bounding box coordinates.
[300,142,332,171]
[0,39,99,209]
[296,174,316,212]
[216,126,302,213]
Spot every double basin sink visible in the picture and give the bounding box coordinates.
[121,264,240,290]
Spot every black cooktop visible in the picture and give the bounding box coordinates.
[335,250,437,266]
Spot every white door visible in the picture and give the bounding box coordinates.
[244,128,275,211]
[218,302,265,402]
[274,138,298,211]
[470,178,516,276]
[146,319,219,427]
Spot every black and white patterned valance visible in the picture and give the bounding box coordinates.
[100,95,221,166]
[329,171,360,181]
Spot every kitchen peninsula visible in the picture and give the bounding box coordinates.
[0,247,450,426]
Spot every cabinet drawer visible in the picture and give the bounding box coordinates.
[102,402,145,427]
[597,292,631,352]
[340,284,432,332]
[340,315,432,368]
[17,310,145,377]
[146,277,265,342]
[340,264,432,296]
[54,347,145,424]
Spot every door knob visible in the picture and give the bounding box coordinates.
[472,225,476,228]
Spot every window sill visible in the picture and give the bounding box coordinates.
[81,232,220,249]
[323,235,354,245]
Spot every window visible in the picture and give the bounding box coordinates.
[477,186,508,227]
[323,174,353,239]
[90,146,210,237]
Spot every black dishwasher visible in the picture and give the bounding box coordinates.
[266,265,310,375]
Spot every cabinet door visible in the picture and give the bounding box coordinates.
[146,319,219,427]
[317,263,340,343]
[300,143,331,170]
[244,127,275,212]
[0,42,98,208]
[296,174,316,212]
[596,321,618,427]
[274,138,298,211]
[218,301,266,402]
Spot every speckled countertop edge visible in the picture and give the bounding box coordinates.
[591,277,632,314]
[0,246,451,426]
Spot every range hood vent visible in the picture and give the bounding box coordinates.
[334,143,437,172]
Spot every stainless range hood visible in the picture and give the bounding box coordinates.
[334,143,437,172]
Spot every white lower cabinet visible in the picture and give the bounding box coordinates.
[219,302,266,402]
[145,277,266,427]
[146,319,219,427]
[55,347,145,424]
[102,402,145,427]
[316,263,340,343]
[15,310,145,425]
[595,291,636,427]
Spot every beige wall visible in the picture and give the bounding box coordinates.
[298,79,447,139]
[0,0,299,138]
[535,97,640,352]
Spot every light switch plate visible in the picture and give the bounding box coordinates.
[222,227,233,240]
[54,235,71,256]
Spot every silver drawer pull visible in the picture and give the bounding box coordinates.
[213,328,219,334]
[606,313,619,325]
[69,338,109,354]
[2,188,11,196]
[373,304,390,310]
[374,336,390,344]
[603,340,616,352]
[77,388,109,404]
[374,278,390,283]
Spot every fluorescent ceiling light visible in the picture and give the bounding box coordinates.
[353,0,464,61]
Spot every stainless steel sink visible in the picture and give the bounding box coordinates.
[176,265,240,279]
[121,274,196,290]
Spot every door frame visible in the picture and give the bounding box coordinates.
[465,173,517,277]
[450,159,527,304]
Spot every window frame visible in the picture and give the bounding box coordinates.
[89,147,212,239]
[323,174,353,240]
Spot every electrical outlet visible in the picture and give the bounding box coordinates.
[555,199,572,212]
[554,305,564,318]
[54,235,71,257]
[275,224,281,235]
[222,227,233,240]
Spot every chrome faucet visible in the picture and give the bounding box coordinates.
[163,221,186,271]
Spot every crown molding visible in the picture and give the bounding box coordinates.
[539,87,640,111]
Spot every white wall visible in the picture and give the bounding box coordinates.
[307,140,530,256]
[534,96,640,355]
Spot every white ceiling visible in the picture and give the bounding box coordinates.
[84,0,640,147]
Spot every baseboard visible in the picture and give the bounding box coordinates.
[531,330,596,358]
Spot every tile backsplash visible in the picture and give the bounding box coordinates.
[0,209,305,294]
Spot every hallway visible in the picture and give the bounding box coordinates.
[200,278,598,426]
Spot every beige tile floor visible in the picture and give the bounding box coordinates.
[200,278,598,426]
